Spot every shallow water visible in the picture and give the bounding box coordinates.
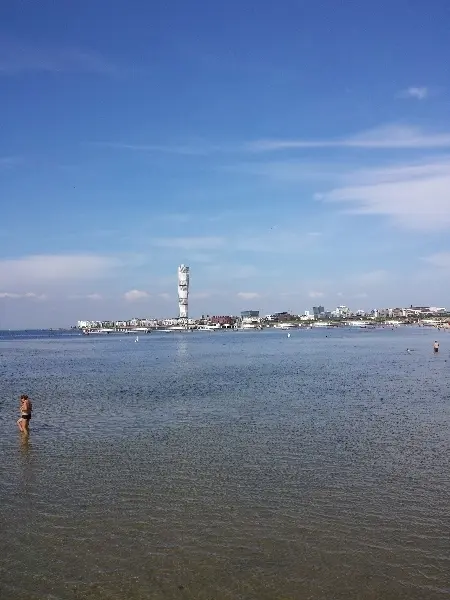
[0,328,449,599]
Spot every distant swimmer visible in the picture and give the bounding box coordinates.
[17,394,32,434]
[433,341,439,354]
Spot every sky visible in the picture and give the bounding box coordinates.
[1,0,450,328]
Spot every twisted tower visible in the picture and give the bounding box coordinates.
[177,264,190,321]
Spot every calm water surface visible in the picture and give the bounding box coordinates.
[0,328,449,599]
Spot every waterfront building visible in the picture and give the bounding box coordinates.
[240,310,261,329]
[161,318,180,327]
[407,306,447,315]
[331,305,350,318]
[241,310,259,318]
[378,308,393,318]
[271,311,294,322]
[77,320,104,329]
[429,306,447,313]
[313,305,325,319]
[77,320,91,328]
[210,315,235,326]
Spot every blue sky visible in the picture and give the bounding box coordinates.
[1,0,450,327]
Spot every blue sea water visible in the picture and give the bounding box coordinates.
[0,327,449,599]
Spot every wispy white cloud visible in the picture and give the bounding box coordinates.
[190,291,213,300]
[202,263,259,280]
[91,123,450,158]
[0,254,120,288]
[90,141,220,156]
[68,293,103,301]
[0,291,46,300]
[151,236,225,250]
[0,36,121,76]
[0,156,22,169]
[317,157,450,230]
[246,125,450,152]
[158,292,172,300]
[156,212,193,224]
[421,252,450,268]
[353,270,389,286]
[124,289,150,302]
[237,292,260,300]
[397,87,429,100]
[308,291,325,298]
[187,253,216,264]
[226,160,340,183]
[235,229,322,254]
[151,231,317,255]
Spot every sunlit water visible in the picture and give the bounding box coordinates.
[0,327,449,599]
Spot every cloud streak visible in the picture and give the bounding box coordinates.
[151,229,321,256]
[0,36,121,76]
[0,292,46,300]
[422,253,450,268]
[90,124,450,159]
[0,254,120,288]
[246,125,450,152]
[0,156,22,169]
[151,236,225,251]
[90,141,221,156]
[317,158,450,230]
[158,293,171,300]
[237,292,260,300]
[124,289,150,301]
[397,87,429,100]
[68,293,103,301]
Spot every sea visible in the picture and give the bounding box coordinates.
[0,327,449,600]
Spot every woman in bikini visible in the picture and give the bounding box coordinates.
[17,394,32,434]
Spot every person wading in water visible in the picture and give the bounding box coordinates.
[17,394,32,434]
[433,341,440,354]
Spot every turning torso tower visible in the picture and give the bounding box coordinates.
[177,264,190,321]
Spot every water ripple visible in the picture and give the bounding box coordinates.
[1,328,449,599]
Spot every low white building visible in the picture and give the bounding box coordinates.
[331,305,350,318]
[429,306,447,313]
[77,320,100,329]
[161,318,179,327]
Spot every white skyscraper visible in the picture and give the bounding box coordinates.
[177,264,190,321]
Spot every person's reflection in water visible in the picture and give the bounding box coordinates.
[18,434,36,505]
[20,433,31,454]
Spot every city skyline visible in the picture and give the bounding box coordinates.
[76,302,449,330]
[2,1,450,328]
